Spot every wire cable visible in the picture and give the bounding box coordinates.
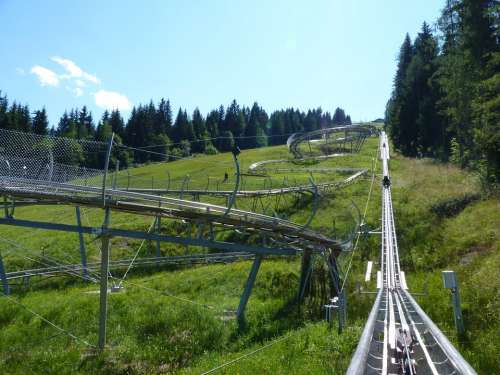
[111,276,219,312]
[339,149,379,293]
[128,131,300,150]
[200,333,292,374]
[1,291,95,348]
[116,218,157,287]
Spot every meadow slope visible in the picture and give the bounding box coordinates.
[0,136,497,374]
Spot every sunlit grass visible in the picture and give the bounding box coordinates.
[0,134,497,374]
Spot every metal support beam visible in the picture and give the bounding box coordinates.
[442,270,465,335]
[155,215,161,259]
[236,255,262,325]
[0,217,298,256]
[340,288,347,330]
[325,252,345,333]
[75,207,88,279]
[224,151,240,216]
[0,250,9,295]
[298,250,312,302]
[98,208,111,350]
[101,133,115,206]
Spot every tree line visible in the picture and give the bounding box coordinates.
[0,92,352,167]
[385,0,499,186]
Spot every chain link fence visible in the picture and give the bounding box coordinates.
[0,129,109,193]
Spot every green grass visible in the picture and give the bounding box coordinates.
[0,135,498,374]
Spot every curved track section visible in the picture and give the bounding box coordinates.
[287,124,377,159]
[0,179,339,250]
[124,169,367,197]
[347,132,476,375]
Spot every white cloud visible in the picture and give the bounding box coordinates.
[51,56,100,84]
[30,57,128,106]
[30,65,59,86]
[94,90,131,110]
[74,87,84,97]
[75,79,86,87]
[16,67,25,75]
[66,86,84,97]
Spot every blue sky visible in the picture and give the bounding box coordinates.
[0,0,444,127]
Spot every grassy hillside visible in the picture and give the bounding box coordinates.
[0,136,498,374]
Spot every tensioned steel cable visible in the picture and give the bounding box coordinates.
[111,276,220,312]
[131,130,301,149]
[0,291,95,348]
[115,142,235,166]
[339,150,379,293]
[116,218,156,288]
[200,333,293,374]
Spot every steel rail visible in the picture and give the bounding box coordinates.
[0,180,340,249]
[347,132,476,375]
[5,252,255,280]
[286,124,377,159]
[117,169,367,197]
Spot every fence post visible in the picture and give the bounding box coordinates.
[102,133,115,206]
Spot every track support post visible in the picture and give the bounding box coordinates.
[339,288,347,331]
[75,206,88,279]
[442,270,465,336]
[236,254,262,326]
[98,208,111,350]
[101,133,115,206]
[0,250,9,295]
[155,216,161,259]
[298,250,312,302]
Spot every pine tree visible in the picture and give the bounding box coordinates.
[219,130,234,152]
[235,112,246,146]
[0,91,8,130]
[109,109,125,137]
[270,112,286,145]
[95,112,112,142]
[77,106,94,139]
[473,52,500,183]
[206,110,220,139]
[332,107,346,125]
[171,108,184,144]
[395,23,440,156]
[223,99,241,135]
[386,34,414,152]
[304,110,317,132]
[154,98,172,138]
[244,102,261,149]
[56,112,71,137]
[32,108,49,135]
[124,107,138,146]
[255,125,268,148]
[184,110,196,142]
[192,108,206,152]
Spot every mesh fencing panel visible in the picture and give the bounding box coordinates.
[0,129,109,194]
